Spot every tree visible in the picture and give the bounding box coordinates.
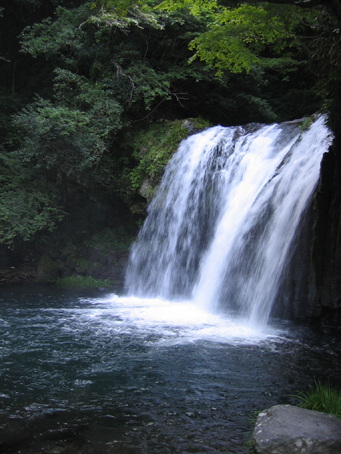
[155,0,341,126]
[0,149,65,247]
[0,0,329,247]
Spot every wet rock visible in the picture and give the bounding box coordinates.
[253,404,341,454]
[139,179,158,204]
[182,119,207,136]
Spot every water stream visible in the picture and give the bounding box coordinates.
[0,116,339,453]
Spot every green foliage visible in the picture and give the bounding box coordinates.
[157,1,301,74]
[197,4,302,74]
[0,0,333,251]
[0,152,66,247]
[156,0,217,15]
[19,5,89,65]
[89,0,162,29]
[299,116,314,131]
[122,63,172,111]
[56,275,112,287]
[13,85,122,171]
[156,0,341,123]
[128,118,210,193]
[190,29,260,75]
[295,381,341,418]
[16,0,317,128]
[0,190,65,246]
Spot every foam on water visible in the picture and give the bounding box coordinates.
[73,294,279,345]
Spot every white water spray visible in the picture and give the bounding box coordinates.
[125,116,332,326]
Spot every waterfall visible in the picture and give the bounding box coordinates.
[125,116,332,326]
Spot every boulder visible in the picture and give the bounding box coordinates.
[253,404,341,454]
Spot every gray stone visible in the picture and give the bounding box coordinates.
[139,179,158,204]
[253,404,341,454]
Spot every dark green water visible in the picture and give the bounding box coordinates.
[0,286,340,453]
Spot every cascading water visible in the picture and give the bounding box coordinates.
[125,116,332,326]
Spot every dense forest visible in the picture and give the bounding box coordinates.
[0,0,340,321]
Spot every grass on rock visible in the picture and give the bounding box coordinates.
[56,275,111,288]
[295,381,341,418]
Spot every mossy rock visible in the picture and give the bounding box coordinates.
[127,117,211,206]
[139,179,159,204]
[37,253,57,283]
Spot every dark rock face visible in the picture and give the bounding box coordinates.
[270,202,315,321]
[253,404,341,454]
[308,135,341,330]
[271,133,341,330]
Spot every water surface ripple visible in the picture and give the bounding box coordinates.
[0,287,340,453]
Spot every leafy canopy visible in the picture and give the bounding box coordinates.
[89,0,162,29]
[0,0,330,247]
[156,0,307,74]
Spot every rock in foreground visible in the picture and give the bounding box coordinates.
[253,404,341,454]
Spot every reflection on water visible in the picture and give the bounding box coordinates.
[0,286,340,453]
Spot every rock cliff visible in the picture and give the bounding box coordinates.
[309,134,341,330]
